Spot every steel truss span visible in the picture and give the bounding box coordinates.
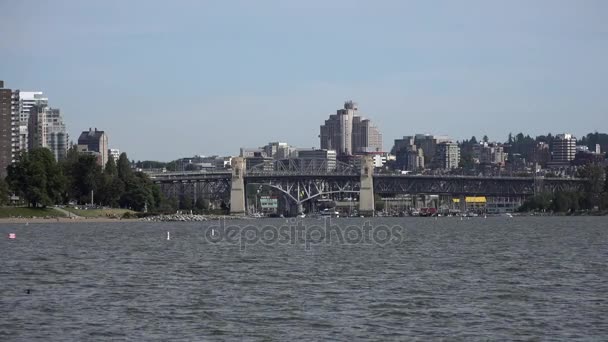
[247,176,360,205]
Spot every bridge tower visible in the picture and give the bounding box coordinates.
[230,157,246,215]
[359,156,375,216]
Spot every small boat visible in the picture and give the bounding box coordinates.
[320,209,339,218]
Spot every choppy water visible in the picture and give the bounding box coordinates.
[1,217,607,341]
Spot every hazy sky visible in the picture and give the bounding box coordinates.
[1,0,607,161]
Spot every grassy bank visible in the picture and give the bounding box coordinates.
[63,207,136,218]
[0,207,66,218]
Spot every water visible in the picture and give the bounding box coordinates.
[1,217,607,341]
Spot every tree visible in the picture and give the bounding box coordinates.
[577,164,605,209]
[117,153,132,182]
[63,154,102,204]
[482,135,489,143]
[605,167,608,193]
[470,136,478,144]
[180,194,194,210]
[7,148,65,207]
[0,178,9,205]
[459,153,475,169]
[508,133,513,144]
[104,156,117,177]
[195,197,210,211]
[119,172,157,211]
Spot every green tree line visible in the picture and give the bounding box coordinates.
[519,164,608,213]
[3,147,175,211]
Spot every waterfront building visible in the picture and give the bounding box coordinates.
[77,128,109,166]
[319,101,382,156]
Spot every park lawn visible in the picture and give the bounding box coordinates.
[0,207,66,218]
[63,207,136,218]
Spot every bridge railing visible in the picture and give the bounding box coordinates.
[246,158,360,176]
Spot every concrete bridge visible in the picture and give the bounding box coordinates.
[148,157,586,216]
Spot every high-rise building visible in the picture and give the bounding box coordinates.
[473,142,506,165]
[552,133,576,164]
[108,148,121,162]
[297,148,337,172]
[414,134,451,165]
[391,136,415,155]
[17,91,48,124]
[393,136,425,171]
[262,142,296,160]
[0,81,12,177]
[434,142,460,169]
[78,128,109,166]
[320,101,382,156]
[28,105,68,161]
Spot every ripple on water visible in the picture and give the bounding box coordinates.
[1,217,607,340]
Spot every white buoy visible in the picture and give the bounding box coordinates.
[167,231,171,240]
[211,229,216,236]
[9,233,16,239]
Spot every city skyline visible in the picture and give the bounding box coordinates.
[2,0,607,161]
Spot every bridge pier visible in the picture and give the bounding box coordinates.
[230,157,246,215]
[359,156,375,217]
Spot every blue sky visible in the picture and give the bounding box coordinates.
[1,0,607,161]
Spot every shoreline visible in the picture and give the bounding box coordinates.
[0,217,139,224]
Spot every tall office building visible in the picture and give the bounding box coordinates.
[552,133,576,164]
[78,128,109,166]
[319,101,382,156]
[28,105,68,161]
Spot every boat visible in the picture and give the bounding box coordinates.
[320,209,339,218]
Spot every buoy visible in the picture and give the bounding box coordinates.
[9,233,16,239]
[211,229,216,236]
[167,231,170,240]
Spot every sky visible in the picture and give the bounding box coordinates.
[1,0,607,161]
